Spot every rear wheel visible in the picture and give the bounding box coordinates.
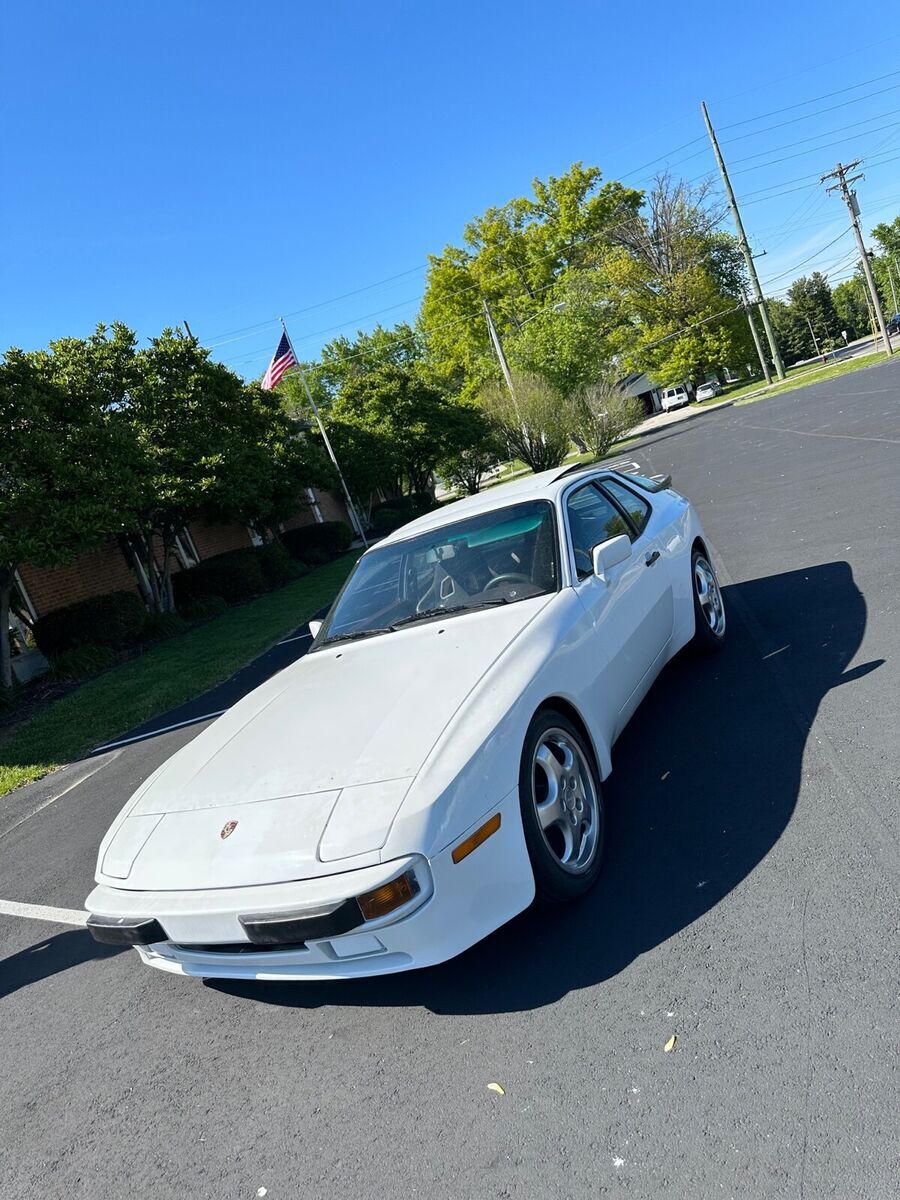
[519,710,604,904]
[691,550,726,652]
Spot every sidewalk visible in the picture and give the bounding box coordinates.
[627,397,734,440]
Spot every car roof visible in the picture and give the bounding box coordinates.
[375,463,612,547]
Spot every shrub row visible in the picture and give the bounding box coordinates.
[33,533,347,674]
[34,591,147,657]
[369,494,438,533]
[280,520,353,563]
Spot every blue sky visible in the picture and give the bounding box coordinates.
[3,2,900,378]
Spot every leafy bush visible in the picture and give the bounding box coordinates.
[575,380,645,458]
[281,521,353,563]
[51,644,118,680]
[255,540,301,585]
[34,591,147,657]
[142,612,188,641]
[173,549,266,607]
[180,595,229,621]
[370,507,402,533]
[369,494,436,533]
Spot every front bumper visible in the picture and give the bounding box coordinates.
[85,790,533,982]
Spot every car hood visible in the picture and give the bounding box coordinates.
[101,596,552,890]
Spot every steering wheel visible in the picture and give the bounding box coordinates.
[483,572,531,592]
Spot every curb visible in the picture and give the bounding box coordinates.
[625,398,735,445]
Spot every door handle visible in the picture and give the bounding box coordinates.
[644,550,660,567]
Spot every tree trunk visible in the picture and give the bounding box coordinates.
[142,528,164,614]
[0,567,15,695]
[160,533,176,614]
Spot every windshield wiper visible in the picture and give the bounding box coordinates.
[323,627,391,645]
[390,597,509,630]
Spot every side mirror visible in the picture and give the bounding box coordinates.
[308,619,323,639]
[592,534,632,582]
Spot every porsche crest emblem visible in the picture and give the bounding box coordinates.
[220,820,238,840]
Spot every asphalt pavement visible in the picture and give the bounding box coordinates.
[1,361,899,1199]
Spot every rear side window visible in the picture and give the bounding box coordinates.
[602,479,651,537]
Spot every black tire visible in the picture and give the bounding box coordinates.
[691,549,726,653]
[519,709,605,904]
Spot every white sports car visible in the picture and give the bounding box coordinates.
[86,464,726,981]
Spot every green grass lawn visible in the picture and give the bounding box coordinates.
[0,552,360,799]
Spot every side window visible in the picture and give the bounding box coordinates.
[602,479,651,538]
[566,483,631,580]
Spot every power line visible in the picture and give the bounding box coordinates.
[718,66,900,132]
[727,107,900,168]
[740,149,900,204]
[204,263,428,347]
[721,79,900,144]
[760,227,854,285]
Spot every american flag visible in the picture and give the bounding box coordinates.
[261,330,297,391]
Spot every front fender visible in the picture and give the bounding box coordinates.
[382,589,613,862]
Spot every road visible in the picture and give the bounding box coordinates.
[2,361,899,1199]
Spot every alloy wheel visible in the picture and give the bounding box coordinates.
[532,728,600,875]
[694,555,726,637]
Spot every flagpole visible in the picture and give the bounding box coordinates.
[280,320,368,548]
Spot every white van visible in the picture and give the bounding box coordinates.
[659,385,692,412]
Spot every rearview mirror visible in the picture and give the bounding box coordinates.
[308,619,323,638]
[592,534,632,581]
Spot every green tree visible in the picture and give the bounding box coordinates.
[420,164,643,399]
[329,360,463,500]
[832,276,870,340]
[607,175,753,385]
[437,403,502,495]
[0,331,136,692]
[787,272,841,354]
[506,267,625,396]
[127,330,329,611]
[206,382,336,539]
[871,215,900,259]
[479,372,576,473]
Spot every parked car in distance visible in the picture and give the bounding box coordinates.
[695,381,721,402]
[887,313,900,335]
[659,385,692,411]
[85,464,727,983]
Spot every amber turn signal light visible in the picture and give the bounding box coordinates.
[452,813,501,864]
[356,870,419,921]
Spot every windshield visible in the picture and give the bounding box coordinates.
[315,500,559,646]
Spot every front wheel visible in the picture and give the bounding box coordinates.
[691,550,726,652]
[519,710,605,904]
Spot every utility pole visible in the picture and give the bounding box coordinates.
[701,100,787,381]
[482,297,522,422]
[821,160,892,357]
[183,319,196,341]
[741,286,772,384]
[805,315,822,360]
[886,260,899,313]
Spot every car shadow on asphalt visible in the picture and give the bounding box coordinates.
[0,929,125,1001]
[209,561,881,1016]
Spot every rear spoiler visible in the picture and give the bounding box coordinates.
[626,471,672,493]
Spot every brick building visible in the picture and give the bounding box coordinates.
[14,487,349,623]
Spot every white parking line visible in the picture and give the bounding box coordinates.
[0,898,88,927]
[276,632,313,646]
[93,710,226,753]
[0,754,121,844]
